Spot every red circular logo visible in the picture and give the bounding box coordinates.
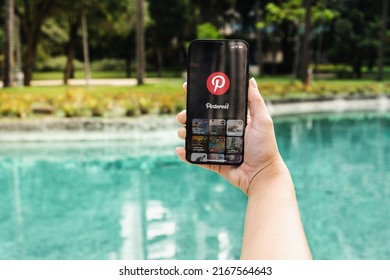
[206,72,230,95]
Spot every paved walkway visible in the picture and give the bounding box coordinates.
[1,78,168,87]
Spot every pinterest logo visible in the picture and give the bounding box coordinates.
[206,72,230,95]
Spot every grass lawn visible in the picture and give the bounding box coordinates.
[32,71,184,80]
[2,78,184,95]
[33,71,128,80]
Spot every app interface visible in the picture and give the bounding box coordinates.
[186,40,248,164]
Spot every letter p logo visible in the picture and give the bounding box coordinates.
[207,72,230,95]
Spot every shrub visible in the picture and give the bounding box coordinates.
[175,101,185,113]
[138,97,153,115]
[0,80,387,119]
[56,89,92,117]
[384,83,390,95]
[312,64,352,74]
[35,56,83,71]
[0,96,29,118]
[90,59,126,71]
[120,100,138,117]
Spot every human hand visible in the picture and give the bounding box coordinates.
[176,78,284,195]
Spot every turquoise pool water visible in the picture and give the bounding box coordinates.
[0,112,389,260]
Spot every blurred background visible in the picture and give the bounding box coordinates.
[0,0,389,260]
[0,0,389,87]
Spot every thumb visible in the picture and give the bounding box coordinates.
[248,78,270,121]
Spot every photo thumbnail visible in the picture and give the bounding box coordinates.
[192,119,208,135]
[209,119,226,135]
[191,153,207,162]
[226,137,243,154]
[227,119,244,136]
[209,136,225,153]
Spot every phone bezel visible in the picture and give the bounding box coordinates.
[185,39,249,165]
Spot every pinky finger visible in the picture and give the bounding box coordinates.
[175,147,188,163]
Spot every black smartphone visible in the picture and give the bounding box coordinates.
[185,39,249,165]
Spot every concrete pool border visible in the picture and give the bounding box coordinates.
[0,95,389,142]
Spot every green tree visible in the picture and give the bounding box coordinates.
[41,0,135,83]
[327,0,381,79]
[64,14,80,84]
[192,0,236,26]
[148,0,191,76]
[377,0,388,81]
[15,0,59,86]
[38,6,80,83]
[87,6,137,77]
[264,0,336,78]
[301,0,311,85]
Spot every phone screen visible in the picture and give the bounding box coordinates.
[185,39,249,165]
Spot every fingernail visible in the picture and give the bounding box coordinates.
[249,77,258,89]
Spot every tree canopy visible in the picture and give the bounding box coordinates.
[1,0,389,86]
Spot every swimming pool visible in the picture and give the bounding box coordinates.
[0,112,389,259]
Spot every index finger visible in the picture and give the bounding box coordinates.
[176,82,187,124]
[176,110,186,124]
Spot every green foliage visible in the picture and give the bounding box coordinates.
[148,0,191,41]
[259,80,387,99]
[0,28,4,48]
[124,101,137,117]
[35,56,84,71]
[41,18,69,47]
[138,97,153,115]
[197,22,222,39]
[265,0,337,26]
[313,64,352,73]
[265,1,305,25]
[3,0,389,84]
[90,59,126,71]
[0,93,30,118]
[326,0,382,77]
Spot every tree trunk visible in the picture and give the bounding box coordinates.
[301,0,312,85]
[353,57,362,79]
[14,15,23,86]
[19,0,54,86]
[255,0,263,76]
[292,27,301,81]
[125,31,134,78]
[3,0,14,87]
[271,37,277,75]
[23,28,40,86]
[281,22,295,74]
[377,0,388,81]
[136,0,145,85]
[64,19,79,85]
[156,46,163,77]
[314,19,324,78]
[125,57,132,78]
[81,12,91,86]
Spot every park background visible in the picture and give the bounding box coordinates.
[0,0,389,260]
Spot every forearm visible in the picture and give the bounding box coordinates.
[240,159,312,260]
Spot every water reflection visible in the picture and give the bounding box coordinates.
[0,112,389,260]
[275,113,390,259]
[0,150,245,260]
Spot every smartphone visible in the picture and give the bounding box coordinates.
[185,39,249,165]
